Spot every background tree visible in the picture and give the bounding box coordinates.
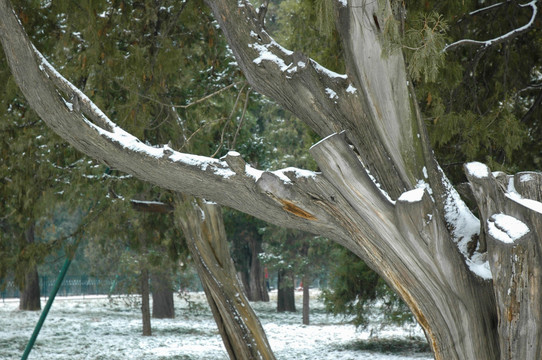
[322,245,414,329]
[261,226,331,323]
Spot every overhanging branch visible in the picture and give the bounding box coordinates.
[0,0,339,239]
[444,0,538,52]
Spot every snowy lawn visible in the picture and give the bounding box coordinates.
[1,291,433,359]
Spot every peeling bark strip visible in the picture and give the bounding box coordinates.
[278,199,316,220]
[2,0,542,359]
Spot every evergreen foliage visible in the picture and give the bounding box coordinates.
[321,245,414,328]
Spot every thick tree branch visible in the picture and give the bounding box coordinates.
[204,0,352,138]
[0,0,340,240]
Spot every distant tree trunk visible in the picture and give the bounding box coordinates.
[277,269,295,313]
[140,267,151,336]
[151,271,175,319]
[302,274,310,325]
[248,235,269,302]
[176,196,275,360]
[19,267,40,311]
[19,224,40,311]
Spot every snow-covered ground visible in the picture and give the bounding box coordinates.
[0,291,433,359]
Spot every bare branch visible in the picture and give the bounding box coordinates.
[444,0,538,52]
[122,81,241,110]
[131,199,174,214]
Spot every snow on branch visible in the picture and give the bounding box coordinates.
[487,213,530,244]
[469,1,505,16]
[33,45,241,179]
[444,0,538,52]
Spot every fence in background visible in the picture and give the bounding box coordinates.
[1,276,120,301]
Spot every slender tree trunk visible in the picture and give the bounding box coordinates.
[140,267,151,336]
[302,273,310,325]
[151,271,175,319]
[19,224,40,311]
[277,269,295,313]
[248,235,269,302]
[176,196,275,360]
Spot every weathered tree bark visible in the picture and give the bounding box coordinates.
[151,271,175,319]
[140,267,152,336]
[3,0,542,358]
[176,196,275,360]
[276,269,295,313]
[465,165,542,360]
[302,274,310,325]
[19,224,41,311]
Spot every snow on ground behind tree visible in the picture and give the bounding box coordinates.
[0,290,432,359]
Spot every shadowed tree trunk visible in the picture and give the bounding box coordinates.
[151,271,175,319]
[176,196,275,360]
[19,267,40,311]
[247,234,269,302]
[277,269,295,313]
[141,267,151,336]
[19,224,40,311]
[3,0,542,358]
[302,273,310,325]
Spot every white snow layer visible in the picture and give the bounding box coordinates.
[487,214,530,244]
[0,292,431,360]
[440,166,492,280]
[465,162,489,179]
[251,42,291,72]
[34,45,239,180]
[346,84,357,94]
[398,187,425,203]
[325,88,338,99]
[506,177,542,214]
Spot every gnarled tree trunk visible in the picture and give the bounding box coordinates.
[2,0,542,358]
[176,196,275,360]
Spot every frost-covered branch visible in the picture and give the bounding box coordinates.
[469,1,505,16]
[204,0,355,138]
[444,0,538,52]
[0,0,342,239]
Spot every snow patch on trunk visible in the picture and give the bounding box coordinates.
[487,214,530,244]
[506,177,542,214]
[397,188,425,203]
[441,166,491,279]
[465,162,489,178]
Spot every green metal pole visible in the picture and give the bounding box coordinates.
[21,257,72,360]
